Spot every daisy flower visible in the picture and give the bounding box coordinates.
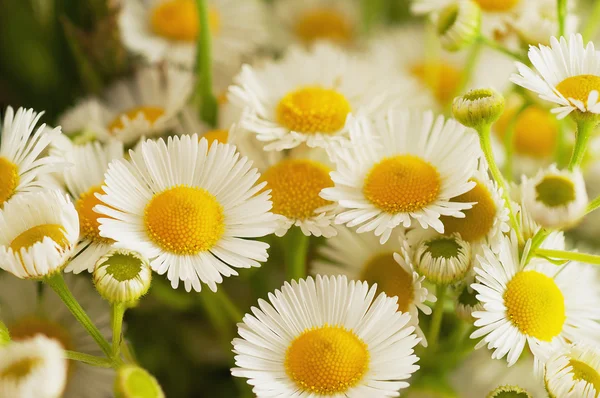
[0,335,67,398]
[95,135,279,292]
[0,106,65,206]
[228,42,427,151]
[0,190,79,279]
[312,226,435,343]
[512,0,578,46]
[58,140,124,274]
[0,274,114,398]
[544,343,600,398]
[231,275,421,397]
[57,66,193,145]
[471,233,600,366]
[119,0,268,69]
[511,34,600,119]
[273,0,360,48]
[321,109,480,243]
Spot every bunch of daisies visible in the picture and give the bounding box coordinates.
[3,0,600,397]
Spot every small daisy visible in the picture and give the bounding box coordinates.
[471,233,600,366]
[544,343,600,398]
[311,226,435,343]
[273,0,360,48]
[0,190,79,279]
[119,0,268,69]
[511,34,600,119]
[322,109,480,243]
[95,135,279,292]
[0,335,67,398]
[57,66,193,145]
[228,42,427,151]
[455,280,484,321]
[58,140,124,274]
[512,0,578,46]
[0,274,114,398]
[231,275,421,397]
[0,106,65,206]
[520,165,588,229]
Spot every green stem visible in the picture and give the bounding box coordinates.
[361,0,385,35]
[45,273,112,357]
[65,351,114,368]
[536,248,600,265]
[195,0,218,127]
[427,285,447,352]
[557,0,567,36]
[568,119,595,171]
[111,303,127,360]
[478,125,523,244]
[448,41,482,114]
[213,289,243,323]
[283,227,310,282]
[478,36,528,64]
[587,195,600,214]
[582,0,600,41]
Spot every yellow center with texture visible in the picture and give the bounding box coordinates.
[76,185,114,244]
[556,75,600,104]
[151,0,220,41]
[276,87,351,134]
[503,271,565,341]
[360,253,414,312]
[144,185,224,254]
[10,225,69,253]
[568,359,600,393]
[295,8,353,44]
[474,0,520,11]
[0,156,19,206]
[261,159,333,220]
[363,155,441,214]
[108,106,166,132]
[285,325,369,394]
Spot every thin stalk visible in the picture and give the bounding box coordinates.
[65,351,114,368]
[479,36,528,64]
[557,0,567,36]
[536,248,600,265]
[45,273,112,357]
[582,0,600,41]
[111,303,127,360]
[195,0,218,127]
[427,285,447,352]
[214,289,243,323]
[587,195,600,215]
[283,227,310,282]
[568,119,595,171]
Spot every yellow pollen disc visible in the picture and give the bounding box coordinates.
[276,86,351,134]
[568,359,600,392]
[144,185,224,255]
[0,156,19,206]
[503,271,565,341]
[150,0,220,41]
[556,75,600,104]
[202,129,229,145]
[440,179,496,242]
[363,155,441,214]
[294,8,353,45]
[10,224,69,253]
[10,317,73,351]
[474,0,520,11]
[535,175,575,208]
[411,62,462,105]
[495,106,558,158]
[108,106,165,132]
[360,253,414,312]
[76,185,114,244]
[0,357,41,380]
[261,159,333,220]
[285,325,369,395]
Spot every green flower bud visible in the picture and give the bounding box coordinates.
[94,249,152,304]
[453,88,505,129]
[487,385,532,398]
[437,0,481,52]
[115,365,165,398]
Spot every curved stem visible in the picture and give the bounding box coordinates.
[195,0,218,127]
[284,227,310,282]
[568,119,594,171]
[65,351,114,368]
[478,36,528,64]
[111,303,127,360]
[45,273,112,358]
[427,285,447,352]
[214,289,243,323]
[536,248,600,265]
[586,195,600,215]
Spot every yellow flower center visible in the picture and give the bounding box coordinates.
[285,325,369,395]
[495,105,558,158]
[556,75,600,104]
[108,106,165,132]
[441,179,496,242]
[10,317,73,351]
[202,129,229,145]
[568,359,600,393]
[503,270,565,341]
[261,159,333,220]
[0,357,41,380]
[474,0,520,12]
[144,185,224,255]
[363,155,441,214]
[294,8,353,45]
[150,0,220,41]
[0,156,19,206]
[535,175,575,208]
[10,224,69,253]
[76,185,114,244]
[360,253,414,312]
[410,62,463,105]
[276,86,351,134]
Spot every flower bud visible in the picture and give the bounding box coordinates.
[94,249,152,304]
[413,233,472,285]
[487,385,532,398]
[453,88,505,129]
[437,0,481,52]
[115,365,165,398]
[455,283,483,322]
[0,321,9,347]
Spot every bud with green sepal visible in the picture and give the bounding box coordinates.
[94,249,152,305]
[437,0,481,52]
[115,365,165,398]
